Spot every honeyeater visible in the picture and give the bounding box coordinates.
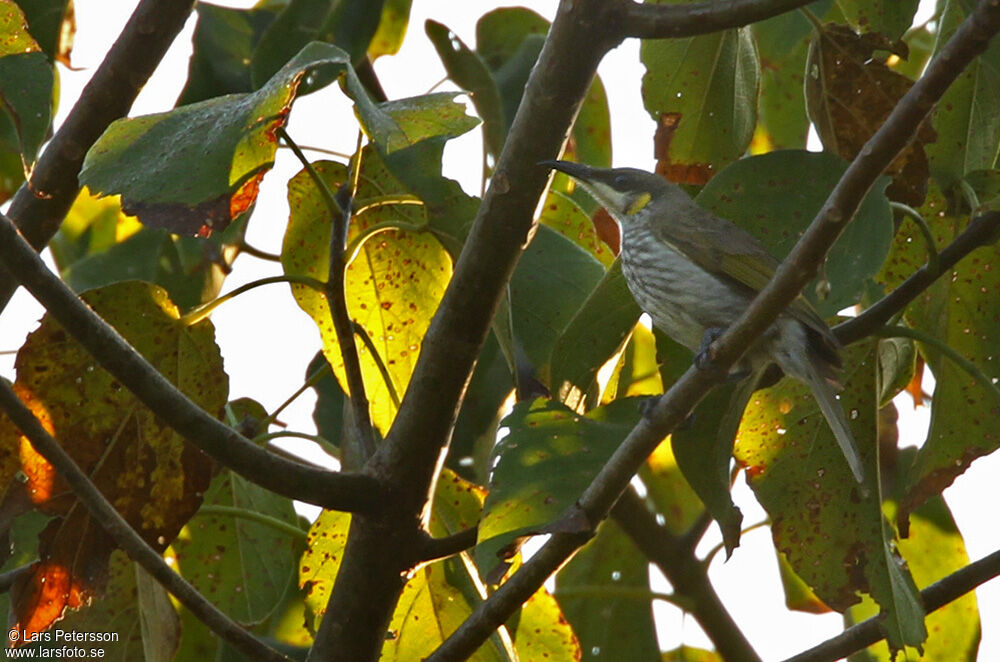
[542,160,866,486]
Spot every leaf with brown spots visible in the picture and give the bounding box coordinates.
[79,42,381,237]
[282,150,451,435]
[734,340,928,653]
[805,24,936,206]
[0,281,227,640]
[876,182,1000,528]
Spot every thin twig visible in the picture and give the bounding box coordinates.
[0,212,380,513]
[784,549,1000,662]
[620,0,818,39]
[279,129,377,461]
[0,381,290,662]
[0,0,197,311]
[612,488,762,662]
[835,211,1000,345]
[413,527,480,564]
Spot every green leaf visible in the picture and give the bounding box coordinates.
[509,225,605,388]
[734,339,926,653]
[641,10,759,184]
[752,12,813,151]
[539,189,614,267]
[425,19,505,160]
[511,587,580,661]
[548,260,639,409]
[308,350,346,450]
[448,334,513,482]
[174,470,302,624]
[13,0,73,63]
[475,7,548,137]
[925,0,1000,191]
[555,520,659,661]
[282,154,451,435]
[368,0,411,60]
[0,1,52,174]
[847,489,980,661]
[877,336,916,406]
[697,150,893,317]
[251,0,386,86]
[80,42,364,237]
[570,77,612,169]
[662,647,723,661]
[476,398,642,579]
[655,329,742,553]
[876,182,1000,524]
[178,3,282,105]
[299,509,351,622]
[835,0,920,41]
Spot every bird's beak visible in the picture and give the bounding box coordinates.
[538,159,596,183]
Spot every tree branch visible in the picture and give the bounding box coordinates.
[310,0,630,658]
[612,488,761,661]
[0,0,197,310]
[835,210,1000,345]
[0,381,290,662]
[429,1,1000,656]
[619,0,817,39]
[0,212,381,513]
[413,527,479,564]
[784,548,1000,662]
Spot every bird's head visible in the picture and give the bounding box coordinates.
[540,160,668,222]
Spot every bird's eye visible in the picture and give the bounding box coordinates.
[613,174,628,188]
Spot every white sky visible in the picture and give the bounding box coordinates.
[1,1,997,659]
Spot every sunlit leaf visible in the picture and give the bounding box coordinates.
[538,189,614,267]
[174,470,303,624]
[282,153,450,435]
[476,398,641,581]
[0,282,226,640]
[81,42,371,237]
[734,340,928,652]
[368,0,411,60]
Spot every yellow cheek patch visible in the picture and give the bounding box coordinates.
[626,192,651,215]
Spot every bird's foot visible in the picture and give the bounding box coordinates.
[694,327,726,371]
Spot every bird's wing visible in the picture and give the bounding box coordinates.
[654,205,834,340]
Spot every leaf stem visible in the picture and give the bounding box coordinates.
[352,321,402,410]
[890,201,939,274]
[180,274,325,326]
[876,325,1000,406]
[343,219,428,264]
[194,505,308,540]
[280,128,377,461]
[261,358,333,430]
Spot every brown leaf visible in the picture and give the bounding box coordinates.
[0,282,226,639]
[654,113,714,186]
[805,25,935,206]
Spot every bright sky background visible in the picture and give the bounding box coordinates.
[1,1,997,659]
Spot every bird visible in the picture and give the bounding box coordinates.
[541,160,866,486]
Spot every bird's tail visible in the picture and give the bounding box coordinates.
[803,360,867,489]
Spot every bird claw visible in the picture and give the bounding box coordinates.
[694,327,726,371]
